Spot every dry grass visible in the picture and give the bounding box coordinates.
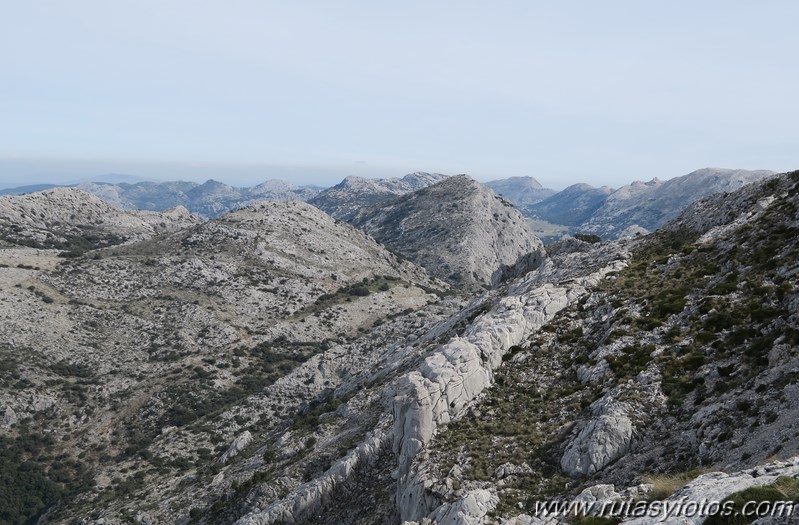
[643,469,709,500]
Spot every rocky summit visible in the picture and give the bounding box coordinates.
[351,175,547,290]
[1,170,798,525]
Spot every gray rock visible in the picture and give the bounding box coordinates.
[353,175,547,289]
[561,399,634,477]
[219,431,253,464]
[310,172,448,221]
[622,456,799,525]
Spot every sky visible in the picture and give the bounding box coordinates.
[1,1,798,190]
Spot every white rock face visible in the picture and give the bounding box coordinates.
[428,490,499,525]
[219,431,253,464]
[393,257,628,522]
[234,421,392,525]
[560,398,634,477]
[622,456,799,525]
[0,405,17,428]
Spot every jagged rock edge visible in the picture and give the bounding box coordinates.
[234,417,393,525]
[394,258,628,523]
[229,258,627,525]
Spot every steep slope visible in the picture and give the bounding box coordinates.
[484,176,555,208]
[309,172,449,221]
[0,200,449,524]
[0,187,200,253]
[525,182,614,226]
[417,170,799,523]
[352,175,547,290]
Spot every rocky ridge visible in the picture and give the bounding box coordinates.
[413,170,799,524]
[309,172,449,221]
[484,177,555,208]
[526,168,774,240]
[77,178,323,217]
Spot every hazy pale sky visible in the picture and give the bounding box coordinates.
[1,1,798,189]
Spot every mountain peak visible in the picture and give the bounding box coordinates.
[353,177,545,289]
[484,175,554,208]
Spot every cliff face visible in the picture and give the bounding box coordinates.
[352,175,547,290]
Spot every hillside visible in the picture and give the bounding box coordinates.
[0,199,450,524]
[352,175,547,290]
[417,170,799,523]
[0,188,200,253]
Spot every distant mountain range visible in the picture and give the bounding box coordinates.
[0,167,776,242]
[525,167,775,239]
[1,179,323,218]
[484,176,556,207]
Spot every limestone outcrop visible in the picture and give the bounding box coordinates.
[393,257,628,522]
[560,398,634,477]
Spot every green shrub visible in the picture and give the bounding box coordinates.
[574,233,601,244]
[572,517,621,525]
[348,286,370,296]
[704,484,793,525]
